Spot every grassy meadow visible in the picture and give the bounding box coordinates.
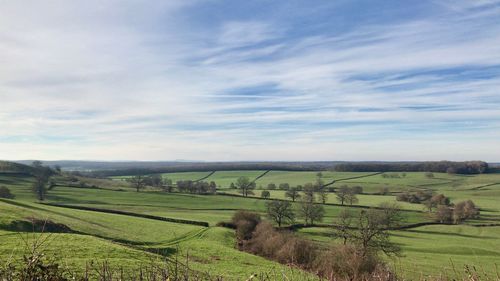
[1,168,500,279]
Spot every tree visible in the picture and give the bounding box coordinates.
[351,186,363,194]
[332,209,354,245]
[236,176,255,197]
[267,183,276,190]
[150,174,163,187]
[209,181,217,194]
[162,178,174,192]
[378,187,390,195]
[435,205,452,223]
[317,189,328,204]
[278,183,290,190]
[266,200,295,227]
[345,192,358,205]
[425,172,435,178]
[453,200,479,223]
[261,190,270,199]
[303,183,315,203]
[128,175,146,192]
[31,161,53,201]
[285,187,301,202]
[299,201,325,225]
[230,182,236,189]
[336,185,351,205]
[424,194,450,212]
[0,186,14,199]
[335,203,403,257]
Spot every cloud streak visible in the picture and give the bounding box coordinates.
[0,0,499,161]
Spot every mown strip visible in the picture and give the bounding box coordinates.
[40,203,210,227]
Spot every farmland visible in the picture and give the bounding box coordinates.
[1,165,500,279]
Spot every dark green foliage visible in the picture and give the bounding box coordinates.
[335,161,488,174]
[0,186,14,199]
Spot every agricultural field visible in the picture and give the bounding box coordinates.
[1,166,500,279]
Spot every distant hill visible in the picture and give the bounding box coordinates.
[10,160,497,176]
[0,160,34,174]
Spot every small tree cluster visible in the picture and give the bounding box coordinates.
[381,173,404,178]
[396,190,433,204]
[176,180,217,194]
[336,185,359,205]
[234,177,256,197]
[435,200,479,224]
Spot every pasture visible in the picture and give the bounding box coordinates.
[1,168,500,279]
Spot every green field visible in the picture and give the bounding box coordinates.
[1,169,500,279]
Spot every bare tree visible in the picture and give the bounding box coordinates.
[332,209,355,245]
[285,187,301,202]
[336,185,351,205]
[236,176,255,197]
[128,175,146,192]
[345,192,359,205]
[317,189,328,204]
[266,200,295,227]
[31,161,53,201]
[299,201,325,225]
[334,203,402,257]
[303,183,315,203]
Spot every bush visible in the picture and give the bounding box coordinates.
[231,210,261,240]
[313,245,392,281]
[247,222,318,268]
[0,186,14,199]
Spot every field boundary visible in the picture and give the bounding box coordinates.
[216,191,423,213]
[323,172,383,187]
[251,170,271,185]
[285,221,442,231]
[470,182,500,190]
[193,171,216,182]
[40,203,210,227]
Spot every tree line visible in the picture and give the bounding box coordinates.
[334,161,489,174]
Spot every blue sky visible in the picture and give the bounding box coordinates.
[1,0,500,161]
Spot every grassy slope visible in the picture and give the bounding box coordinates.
[2,170,500,279]
[297,225,500,279]
[0,174,315,279]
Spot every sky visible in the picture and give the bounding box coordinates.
[1,0,500,161]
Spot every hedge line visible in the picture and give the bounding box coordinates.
[41,203,210,227]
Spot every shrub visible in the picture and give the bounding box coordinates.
[231,210,261,240]
[247,222,318,268]
[313,245,387,280]
[0,186,14,199]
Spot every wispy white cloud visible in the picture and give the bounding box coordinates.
[0,0,499,161]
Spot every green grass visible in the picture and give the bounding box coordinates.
[2,170,500,279]
[297,225,500,279]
